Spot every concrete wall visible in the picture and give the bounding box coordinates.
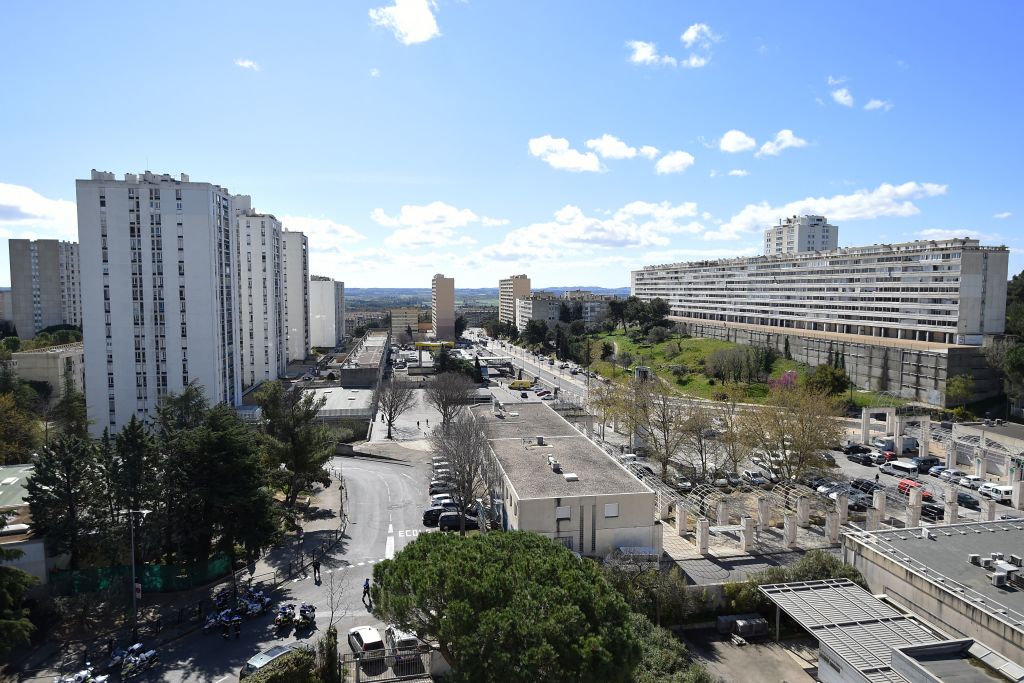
[0,537,47,584]
[678,320,1001,407]
[11,343,85,403]
[843,536,1024,666]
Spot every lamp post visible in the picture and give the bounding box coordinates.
[127,509,152,637]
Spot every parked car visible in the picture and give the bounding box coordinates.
[897,478,933,501]
[911,456,940,473]
[939,469,966,483]
[846,452,875,466]
[429,481,451,495]
[384,626,421,666]
[741,469,769,486]
[869,451,890,465]
[920,503,945,521]
[241,644,307,679]
[850,478,885,495]
[956,492,980,509]
[670,475,694,493]
[978,483,1013,503]
[816,480,839,494]
[959,475,983,490]
[348,626,386,657]
[802,475,830,491]
[841,443,871,455]
[820,452,836,465]
[927,465,947,477]
[438,513,480,531]
[541,395,555,401]
[712,472,742,488]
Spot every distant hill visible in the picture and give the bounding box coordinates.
[345,286,630,308]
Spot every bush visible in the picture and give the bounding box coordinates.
[630,613,719,683]
[722,550,865,615]
[243,648,316,683]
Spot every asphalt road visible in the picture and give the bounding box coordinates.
[150,454,431,682]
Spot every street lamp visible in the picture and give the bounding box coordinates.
[125,509,152,637]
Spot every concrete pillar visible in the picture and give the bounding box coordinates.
[696,519,710,555]
[886,410,896,437]
[982,498,996,522]
[861,408,871,444]
[783,513,798,548]
[1013,481,1024,511]
[758,497,770,529]
[825,511,840,544]
[835,492,849,524]
[866,507,880,531]
[873,490,887,520]
[974,449,985,477]
[796,496,810,528]
[741,516,754,552]
[909,488,923,507]
[919,417,930,459]
[676,506,689,535]
[907,504,921,529]
[946,498,958,525]
[894,415,904,456]
[945,444,956,469]
[716,500,728,526]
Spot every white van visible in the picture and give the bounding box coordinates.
[978,483,1013,503]
[879,460,919,479]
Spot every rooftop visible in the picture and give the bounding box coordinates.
[470,402,651,499]
[11,342,84,355]
[344,330,389,369]
[955,421,1024,447]
[0,464,33,510]
[305,386,375,412]
[848,521,1024,632]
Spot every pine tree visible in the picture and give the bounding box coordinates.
[783,337,792,360]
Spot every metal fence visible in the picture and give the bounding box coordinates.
[342,648,433,683]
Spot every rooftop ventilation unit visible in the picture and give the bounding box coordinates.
[981,558,993,568]
[563,473,579,482]
[993,572,1008,587]
[1010,554,1023,567]
[968,554,980,565]
[548,457,561,473]
[992,552,1004,561]
[537,436,545,446]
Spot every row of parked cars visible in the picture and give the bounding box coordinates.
[424,456,481,531]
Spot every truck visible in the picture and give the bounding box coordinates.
[871,436,919,454]
[509,379,534,390]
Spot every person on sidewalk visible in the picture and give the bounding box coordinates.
[312,559,321,582]
[362,578,371,603]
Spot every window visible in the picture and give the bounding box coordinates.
[555,506,571,520]
[604,503,619,518]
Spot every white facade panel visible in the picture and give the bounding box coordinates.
[309,278,345,348]
[281,231,309,362]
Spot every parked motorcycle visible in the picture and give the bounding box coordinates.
[274,603,295,629]
[203,609,234,634]
[54,663,110,683]
[121,648,159,678]
[243,587,272,612]
[296,602,316,629]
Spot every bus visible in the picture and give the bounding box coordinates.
[509,379,535,390]
[415,341,455,350]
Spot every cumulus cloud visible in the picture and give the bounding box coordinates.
[864,98,893,111]
[369,68,381,78]
[827,75,846,86]
[0,182,77,241]
[639,145,660,160]
[708,181,948,241]
[233,58,260,71]
[371,201,479,229]
[681,23,719,48]
[756,129,808,157]
[727,169,749,177]
[481,216,510,227]
[719,129,756,153]
[369,0,440,45]
[585,134,637,160]
[527,135,602,172]
[626,40,676,67]
[280,215,365,250]
[993,211,1012,220]
[679,53,709,69]
[917,228,992,241]
[831,87,854,107]
[655,151,696,175]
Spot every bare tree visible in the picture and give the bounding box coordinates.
[627,378,688,480]
[376,378,418,439]
[679,402,724,482]
[714,387,750,475]
[424,372,475,427]
[429,413,489,535]
[588,379,623,441]
[324,571,350,628]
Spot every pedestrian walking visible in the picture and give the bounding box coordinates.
[425,418,429,426]
[417,421,420,428]
[312,558,321,582]
[875,473,880,483]
[362,578,371,603]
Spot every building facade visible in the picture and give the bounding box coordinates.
[763,214,838,254]
[498,274,530,327]
[234,197,287,390]
[78,170,241,435]
[0,288,11,323]
[515,292,560,331]
[10,342,85,404]
[431,273,455,340]
[390,307,421,342]
[282,230,309,362]
[8,238,81,338]
[561,290,614,326]
[309,276,345,349]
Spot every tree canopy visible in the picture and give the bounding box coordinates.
[372,531,641,683]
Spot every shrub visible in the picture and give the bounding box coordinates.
[247,648,316,683]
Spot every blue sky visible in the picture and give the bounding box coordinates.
[1,1,1021,288]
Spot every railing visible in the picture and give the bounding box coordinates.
[342,647,433,682]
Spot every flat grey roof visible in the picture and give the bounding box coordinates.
[852,522,1024,630]
[0,465,33,510]
[956,421,1024,446]
[471,402,651,499]
[760,579,942,683]
[345,331,389,369]
[305,387,375,411]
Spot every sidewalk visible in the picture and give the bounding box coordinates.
[11,480,345,681]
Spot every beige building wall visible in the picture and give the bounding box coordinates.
[9,239,81,338]
[499,274,530,327]
[390,307,421,342]
[431,273,455,340]
[11,342,85,404]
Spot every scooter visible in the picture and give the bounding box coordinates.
[54,663,110,683]
[296,602,315,629]
[274,603,295,629]
[122,648,159,678]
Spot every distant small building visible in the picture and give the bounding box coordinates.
[515,293,560,332]
[10,342,85,404]
[498,274,530,328]
[390,307,421,342]
[456,305,498,328]
[431,274,455,340]
[336,329,390,388]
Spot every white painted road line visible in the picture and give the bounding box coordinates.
[385,533,395,560]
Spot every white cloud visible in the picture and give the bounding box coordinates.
[727,169,749,177]
[639,145,660,160]
[527,135,602,173]
[756,129,808,157]
[917,228,994,241]
[233,58,260,71]
[681,23,719,49]
[719,129,756,153]
[864,98,893,111]
[369,68,380,78]
[481,216,509,227]
[626,41,676,67]
[369,0,440,46]
[711,181,948,240]
[827,75,846,86]
[655,151,696,175]
[0,182,77,241]
[680,53,709,68]
[831,87,854,107]
[993,211,1012,220]
[585,134,637,160]
[371,201,479,229]
[280,215,366,250]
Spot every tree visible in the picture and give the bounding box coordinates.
[522,319,548,346]
[376,379,418,439]
[608,299,628,331]
[647,326,669,344]
[472,356,484,383]
[372,531,641,682]
[805,364,851,396]
[0,528,38,655]
[429,414,489,534]
[26,436,99,569]
[628,379,688,480]
[316,625,341,683]
[783,337,792,360]
[405,324,415,343]
[1,336,20,352]
[0,393,41,465]
[558,302,572,324]
[49,375,89,439]
[425,372,475,427]
[256,381,335,508]
[454,315,468,340]
[946,374,974,408]
[679,403,723,481]
[588,378,622,441]
[629,613,717,683]
[713,388,749,475]
[601,342,615,360]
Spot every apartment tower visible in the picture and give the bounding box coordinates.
[309,276,346,349]
[8,238,81,337]
[431,273,455,341]
[282,231,310,362]
[498,274,531,328]
[763,215,838,254]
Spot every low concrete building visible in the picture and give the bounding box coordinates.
[0,287,12,323]
[515,293,560,332]
[843,521,1024,666]
[10,342,85,404]
[471,401,661,558]
[336,330,389,388]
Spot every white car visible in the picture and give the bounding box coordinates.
[741,469,768,486]
[384,626,421,665]
[348,626,385,658]
[939,469,966,482]
[959,474,983,489]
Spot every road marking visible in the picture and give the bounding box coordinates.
[385,533,395,560]
[356,562,365,566]
[215,676,230,683]
[387,523,393,534]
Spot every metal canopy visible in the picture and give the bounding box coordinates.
[759,579,940,683]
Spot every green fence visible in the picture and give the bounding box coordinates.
[50,554,231,596]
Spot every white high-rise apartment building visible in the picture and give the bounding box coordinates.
[78,170,241,434]
[498,274,530,327]
[235,196,287,389]
[763,215,838,254]
[309,276,345,348]
[8,238,81,337]
[431,273,455,341]
[282,231,310,362]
